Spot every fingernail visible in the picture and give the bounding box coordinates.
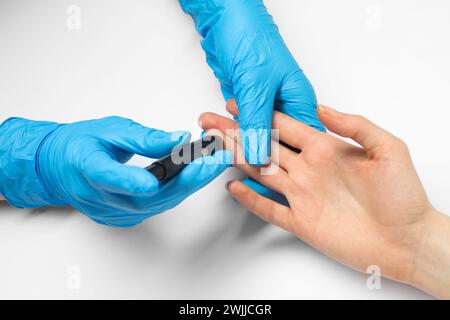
[198,113,209,129]
[318,105,339,116]
[225,180,233,190]
[225,101,234,114]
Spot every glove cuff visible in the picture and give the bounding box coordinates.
[0,117,62,208]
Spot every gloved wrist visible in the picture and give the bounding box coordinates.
[0,117,62,208]
[35,123,77,207]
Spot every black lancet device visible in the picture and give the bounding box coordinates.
[145,135,223,182]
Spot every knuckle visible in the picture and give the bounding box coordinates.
[351,114,368,126]
[394,136,409,152]
[382,135,409,154]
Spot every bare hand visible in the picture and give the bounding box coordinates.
[199,99,450,298]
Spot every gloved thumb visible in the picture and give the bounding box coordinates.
[104,117,191,159]
[83,151,160,195]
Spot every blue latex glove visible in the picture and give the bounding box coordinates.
[180,0,325,205]
[0,117,232,227]
[180,0,325,166]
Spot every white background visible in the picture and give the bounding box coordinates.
[0,0,449,299]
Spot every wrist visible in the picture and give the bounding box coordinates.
[35,124,68,206]
[0,117,62,208]
[410,208,450,298]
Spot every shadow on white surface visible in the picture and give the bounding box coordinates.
[0,194,433,299]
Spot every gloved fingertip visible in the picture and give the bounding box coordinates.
[174,130,191,145]
[242,178,289,206]
[241,128,271,166]
[242,178,266,193]
[120,169,160,195]
[144,173,160,193]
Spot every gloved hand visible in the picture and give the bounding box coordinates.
[180,0,325,206]
[179,0,325,166]
[0,116,232,227]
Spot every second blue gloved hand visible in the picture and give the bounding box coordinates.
[180,0,325,166]
[181,0,325,206]
[36,116,232,227]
